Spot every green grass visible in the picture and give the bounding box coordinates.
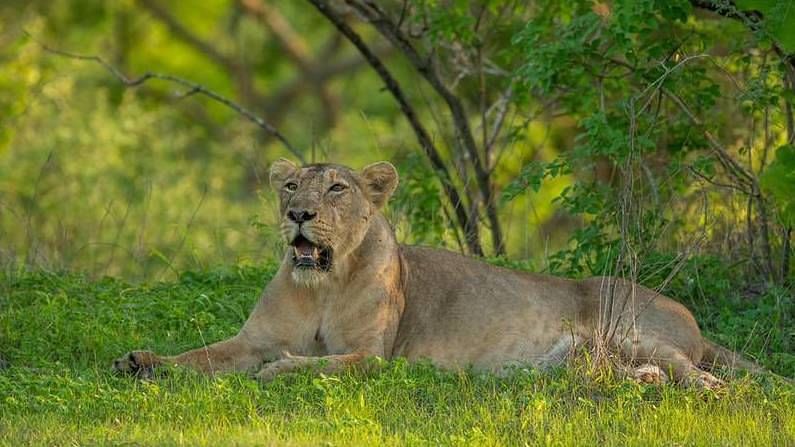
[1,265,793,446]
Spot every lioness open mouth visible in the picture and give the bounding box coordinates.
[290,234,332,271]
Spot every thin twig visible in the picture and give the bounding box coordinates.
[306,0,482,255]
[663,88,777,280]
[136,0,263,106]
[484,84,514,168]
[662,88,755,186]
[32,36,305,162]
[690,0,795,73]
[346,0,505,255]
[688,166,749,193]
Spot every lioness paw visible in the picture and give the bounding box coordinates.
[633,364,669,385]
[687,370,725,391]
[113,351,161,379]
[254,357,308,382]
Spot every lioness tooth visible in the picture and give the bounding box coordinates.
[312,247,319,258]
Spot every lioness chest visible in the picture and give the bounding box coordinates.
[260,268,400,358]
[277,290,371,357]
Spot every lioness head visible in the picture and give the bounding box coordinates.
[269,159,399,286]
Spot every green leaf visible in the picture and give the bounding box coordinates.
[759,144,795,226]
[736,0,795,53]
[500,161,547,204]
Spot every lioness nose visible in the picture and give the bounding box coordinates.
[287,209,317,223]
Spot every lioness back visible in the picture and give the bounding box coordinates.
[394,245,594,369]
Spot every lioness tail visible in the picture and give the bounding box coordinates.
[700,338,767,375]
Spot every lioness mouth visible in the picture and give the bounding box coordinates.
[290,234,332,271]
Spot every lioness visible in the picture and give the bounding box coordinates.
[114,159,757,388]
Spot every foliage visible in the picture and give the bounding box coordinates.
[736,0,795,52]
[500,160,549,204]
[760,144,795,227]
[1,0,793,285]
[506,0,794,284]
[389,153,450,247]
[1,267,793,445]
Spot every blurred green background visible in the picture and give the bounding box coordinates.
[0,0,793,287]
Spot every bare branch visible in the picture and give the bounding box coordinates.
[34,38,304,162]
[662,88,755,187]
[484,84,514,168]
[306,0,483,255]
[687,166,748,193]
[345,0,505,255]
[662,87,779,279]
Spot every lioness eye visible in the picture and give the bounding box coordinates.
[329,183,347,192]
[284,182,298,192]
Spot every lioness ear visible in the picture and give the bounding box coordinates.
[360,161,399,208]
[269,158,298,190]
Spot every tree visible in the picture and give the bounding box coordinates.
[1,0,792,287]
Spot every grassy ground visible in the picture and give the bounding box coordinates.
[1,264,793,446]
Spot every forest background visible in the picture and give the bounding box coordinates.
[0,1,794,444]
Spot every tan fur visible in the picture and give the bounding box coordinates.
[114,160,752,388]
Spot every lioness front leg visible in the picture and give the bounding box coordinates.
[255,351,369,382]
[113,333,264,377]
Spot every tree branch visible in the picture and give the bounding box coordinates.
[137,0,235,69]
[135,0,265,107]
[690,0,795,72]
[662,88,755,187]
[239,0,339,127]
[344,0,505,255]
[35,39,304,162]
[484,84,514,168]
[240,0,312,70]
[306,0,483,255]
[261,50,376,114]
[664,87,779,280]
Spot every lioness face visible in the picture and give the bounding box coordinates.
[269,159,398,286]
